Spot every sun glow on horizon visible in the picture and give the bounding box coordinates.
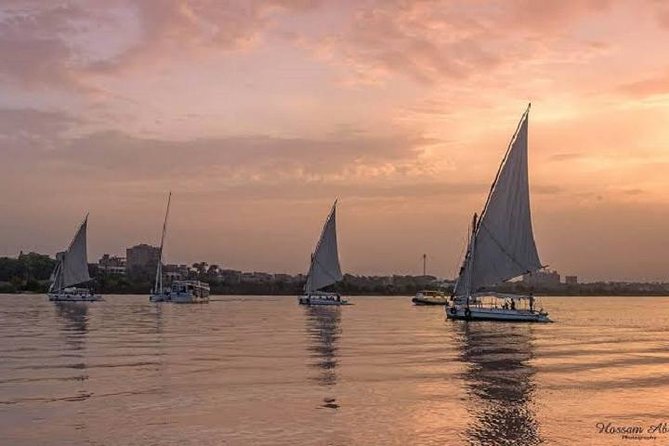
[2,0,669,281]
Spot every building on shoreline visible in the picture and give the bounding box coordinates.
[522,269,561,287]
[126,244,160,272]
[98,254,126,275]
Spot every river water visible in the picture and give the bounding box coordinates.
[1,295,668,445]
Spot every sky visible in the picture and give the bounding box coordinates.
[1,0,669,281]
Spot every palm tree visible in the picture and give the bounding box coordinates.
[191,262,208,280]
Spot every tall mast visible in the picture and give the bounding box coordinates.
[422,253,427,276]
[465,213,477,309]
[154,192,172,294]
[304,252,314,293]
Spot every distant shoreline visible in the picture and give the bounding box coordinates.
[4,291,669,297]
[4,252,669,297]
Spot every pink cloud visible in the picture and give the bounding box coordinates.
[292,0,617,86]
[619,69,669,98]
[0,0,324,90]
[0,3,87,90]
[647,0,669,28]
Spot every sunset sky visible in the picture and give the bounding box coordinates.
[2,0,669,281]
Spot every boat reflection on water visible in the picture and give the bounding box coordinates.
[304,306,342,409]
[455,323,542,446]
[53,302,89,350]
[53,302,92,436]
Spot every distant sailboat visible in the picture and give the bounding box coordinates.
[299,200,349,306]
[149,193,210,304]
[446,104,551,322]
[150,192,172,303]
[48,215,102,302]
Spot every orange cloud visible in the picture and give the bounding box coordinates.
[3,0,669,280]
[619,69,669,98]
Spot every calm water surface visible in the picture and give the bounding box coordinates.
[1,295,668,445]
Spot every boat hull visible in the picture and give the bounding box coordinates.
[446,305,551,323]
[149,293,170,303]
[48,291,103,302]
[150,280,210,304]
[412,296,449,305]
[412,290,449,305]
[298,294,349,306]
[171,293,209,304]
[149,293,208,303]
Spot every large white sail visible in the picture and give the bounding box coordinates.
[454,106,541,296]
[53,216,91,290]
[305,201,343,293]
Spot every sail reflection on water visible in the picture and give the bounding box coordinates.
[305,306,342,387]
[456,323,542,446]
[305,306,342,390]
[52,301,92,438]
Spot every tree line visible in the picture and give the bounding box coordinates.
[4,252,669,296]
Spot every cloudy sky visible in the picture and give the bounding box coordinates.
[1,0,669,281]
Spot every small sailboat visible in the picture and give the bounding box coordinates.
[48,215,102,302]
[299,200,349,306]
[150,192,172,303]
[149,193,210,304]
[446,104,551,323]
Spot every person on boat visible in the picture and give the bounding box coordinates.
[510,299,516,310]
[502,301,509,310]
[529,293,535,312]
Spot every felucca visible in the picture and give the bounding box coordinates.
[149,193,210,304]
[48,215,102,302]
[299,200,349,306]
[446,104,551,322]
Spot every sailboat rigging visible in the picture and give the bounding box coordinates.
[149,193,210,304]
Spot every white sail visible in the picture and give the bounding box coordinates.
[49,254,64,292]
[454,105,541,296]
[305,200,343,293]
[55,216,91,289]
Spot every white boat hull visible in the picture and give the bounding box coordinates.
[150,291,208,304]
[149,293,170,303]
[446,305,551,323]
[412,293,449,306]
[150,280,210,304]
[298,294,349,306]
[48,291,103,302]
[171,292,209,304]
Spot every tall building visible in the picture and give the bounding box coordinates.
[126,244,160,271]
[522,269,561,287]
[98,254,126,275]
[565,275,578,285]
